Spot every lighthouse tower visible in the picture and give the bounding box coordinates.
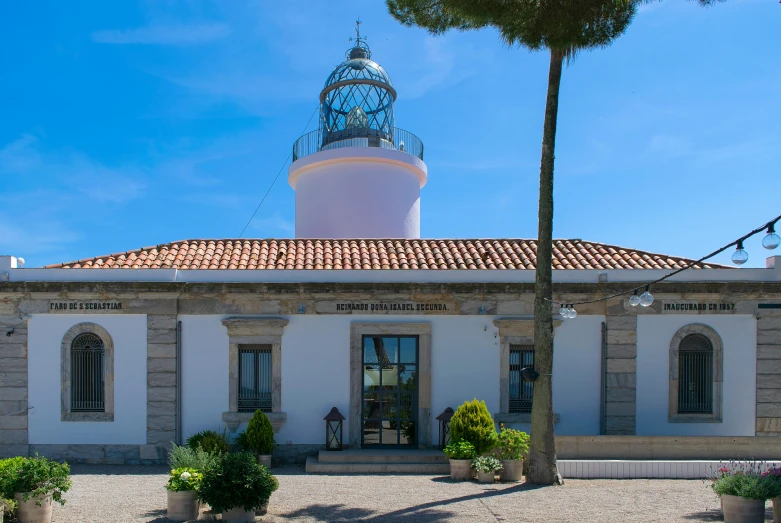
[288,25,427,239]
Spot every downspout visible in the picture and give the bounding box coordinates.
[176,320,183,445]
[600,321,607,435]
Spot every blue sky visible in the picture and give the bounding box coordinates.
[0,0,778,268]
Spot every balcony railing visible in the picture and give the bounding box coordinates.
[292,127,424,162]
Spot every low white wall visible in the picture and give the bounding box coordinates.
[636,315,757,436]
[179,313,603,445]
[27,314,148,444]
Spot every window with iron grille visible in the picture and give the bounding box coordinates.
[238,344,272,412]
[509,345,534,413]
[678,334,713,414]
[70,333,105,412]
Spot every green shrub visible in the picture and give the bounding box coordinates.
[232,431,250,453]
[712,473,781,500]
[245,410,275,455]
[442,440,476,460]
[165,468,203,492]
[472,456,503,474]
[186,429,229,456]
[198,452,279,513]
[0,455,72,506]
[495,425,530,460]
[1,496,17,515]
[450,399,497,456]
[168,443,219,471]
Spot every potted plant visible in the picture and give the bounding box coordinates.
[763,465,781,523]
[0,455,71,523]
[443,441,476,481]
[245,410,275,469]
[186,428,229,455]
[710,461,781,523]
[165,467,202,521]
[450,399,497,456]
[199,451,278,523]
[1,497,17,523]
[495,424,529,482]
[472,456,503,484]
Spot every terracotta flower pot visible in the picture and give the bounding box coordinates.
[477,470,496,484]
[449,459,473,481]
[500,459,524,482]
[222,506,256,523]
[166,490,200,521]
[14,493,53,523]
[720,494,765,523]
[258,454,272,469]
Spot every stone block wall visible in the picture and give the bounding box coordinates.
[756,316,781,436]
[0,315,29,458]
[604,315,637,435]
[146,312,178,458]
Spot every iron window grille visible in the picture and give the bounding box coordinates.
[238,344,272,412]
[70,333,105,412]
[678,334,714,414]
[509,345,535,413]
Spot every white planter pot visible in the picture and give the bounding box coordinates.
[773,497,780,523]
[500,459,523,482]
[449,459,473,481]
[255,501,268,516]
[477,470,496,484]
[14,493,53,523]
[166,490,200,521]
[258,454,272,469]
[222,506,256,522]
[720,494,765,523]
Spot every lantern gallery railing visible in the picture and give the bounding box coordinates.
[292,127,424,162]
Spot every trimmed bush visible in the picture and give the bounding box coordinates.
[450,399,497,456]
[186,429,229,456]
[168,443,219,471]
[245,410,275,455]
[198,451,278,513]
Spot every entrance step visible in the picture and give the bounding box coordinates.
[306,449,449,474]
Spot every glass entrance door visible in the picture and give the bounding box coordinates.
[362,335,418,447]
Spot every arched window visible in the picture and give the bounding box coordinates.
[61,323,114,422]
[677,334,713,414]
[669,324,722,423]
[70,333,105,412]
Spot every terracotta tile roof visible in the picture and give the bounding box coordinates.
[44,239,727,270]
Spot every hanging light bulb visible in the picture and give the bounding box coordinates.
[559,306,568,317]
[569,307,577,318]
[629,290,641,307]
[763,223,780,250]
[639,286,654,307]
[732,240,749,265]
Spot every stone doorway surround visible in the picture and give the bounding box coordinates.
[350,322,432,449]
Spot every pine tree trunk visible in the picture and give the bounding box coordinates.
[526,48,564,486]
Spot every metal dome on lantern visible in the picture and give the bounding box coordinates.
[292,21,423,162]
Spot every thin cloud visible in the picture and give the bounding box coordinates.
[92,24,230,46]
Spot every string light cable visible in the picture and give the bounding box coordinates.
[238,105,320,238]
[552,214,781,318]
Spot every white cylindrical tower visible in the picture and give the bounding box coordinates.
[288,27,427,239]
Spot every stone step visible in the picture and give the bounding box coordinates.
[305,456,450,474]
[316,449,448,464]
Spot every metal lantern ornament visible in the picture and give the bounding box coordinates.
[324,407,345,451]
[436,407,454,449]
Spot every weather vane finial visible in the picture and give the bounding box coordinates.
[346,18,371,59]
[349,18,366,46]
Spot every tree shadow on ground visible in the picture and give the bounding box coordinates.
[681,506,773,521]
[141,508,218,522]
[276,482,544,522]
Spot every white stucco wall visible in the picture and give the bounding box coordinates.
[180,313,603,445]
[636,315,757,436]
[288,148,427,239]
[27,314,148,444]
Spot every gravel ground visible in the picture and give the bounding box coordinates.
[48,464,774,522]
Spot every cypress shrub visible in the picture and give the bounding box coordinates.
[450,399,497,455]
[246,410,275,455]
